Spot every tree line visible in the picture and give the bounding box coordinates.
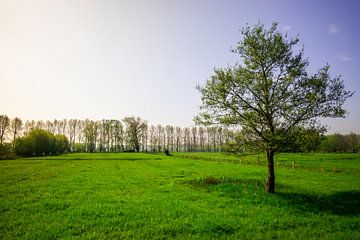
[318,133,360,153]
[1,114,359,158]
[0,115,235,157]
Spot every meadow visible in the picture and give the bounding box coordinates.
[0,152,359,239]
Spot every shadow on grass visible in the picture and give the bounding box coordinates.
[188,176,360,216]
[24,157,165,161]
[67,157,164,161]
[277,190,360,216]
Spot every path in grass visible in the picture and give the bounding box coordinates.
[0,153,359,239]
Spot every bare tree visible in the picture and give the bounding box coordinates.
[23,120,35,136]
[61,119,67,136]
[83,120,98,152]
[165,125,174,151]
[10,117,22,145]
[36,120,44,129]
[183,127,190,152]
[156,124,164,152]
[191,127,197,151]
[67,119,78,151]
[0,115,10,144]
[77,120,84,145]
[175,127,182,152]
[198,127,205,151]
[141,123,148,151]
[149,125,157,152]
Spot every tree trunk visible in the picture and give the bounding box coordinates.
[266,149,275,193]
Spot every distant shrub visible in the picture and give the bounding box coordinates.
[73,143,86,153]
[55,134,69,153]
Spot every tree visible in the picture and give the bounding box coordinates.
[83,120,98,153]
[295,127,324,153]
[195,22,353,193]
[0,115,10,144]
[10,117,23,146]
[0,142,14,159]
[112,120,124,152]
[191,127,197,151]
[348,132,360,153]
[45,120,54,133]
[141,123,148,151]
[14,136,34,156]
[183,127,190,152]
[149,125,156,152]
[67,119,78,151]
[36,120,45,129]
[98,119,107,152]
[123,117,147,152]
[198,127,205,151]
[165,125,174,151]
[156,124,164,152]
[175,127,182,152]
[15,129,68,156]
[54,134,69,153]
[76,120,84,145]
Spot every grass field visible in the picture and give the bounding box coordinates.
[173,152,360,172]
[1,152,359,239]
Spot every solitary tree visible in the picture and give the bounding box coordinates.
[195,22,353,193]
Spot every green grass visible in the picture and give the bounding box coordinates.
[173,152,360,172]
[1,152,359,239]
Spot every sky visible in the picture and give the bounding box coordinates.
[0,0,359,133]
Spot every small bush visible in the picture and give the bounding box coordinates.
[0,143,16,160]
[164,149,172,156]
[73,143,85,152]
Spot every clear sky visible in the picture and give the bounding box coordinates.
[1,0,359,133]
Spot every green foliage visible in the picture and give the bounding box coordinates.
[123,117,147,152]
[14,136,35,156]
[0,153,359,239]
[222,130,263,154]
[55,134,69,153]
[196,22,353,152]
[0,143,15,160]
[278,127,324,153]
[0,115,10,144]
[14,129,68,157]
[320,133,360,153]
[196,21,353,192]
[83,120,98,153]
[73,143,86,152]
